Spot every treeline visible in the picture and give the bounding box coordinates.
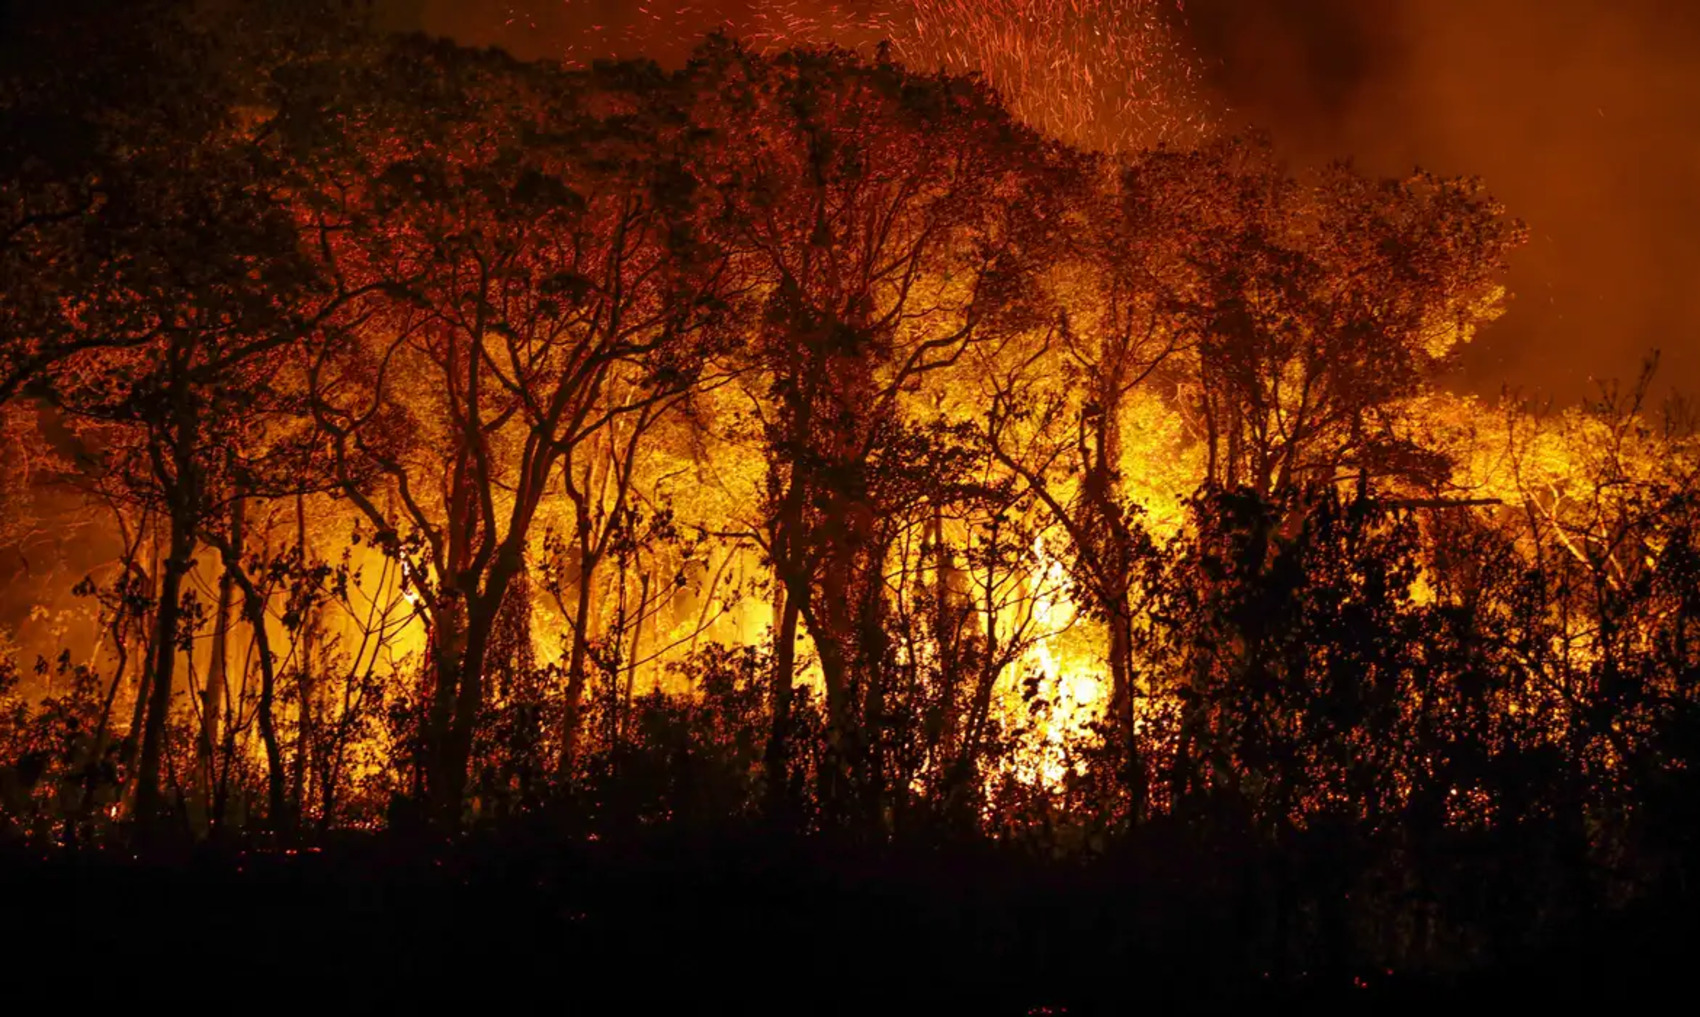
[3,0,1699,980]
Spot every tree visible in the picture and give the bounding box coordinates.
[685,41,1077,825]
[0,2,359,832]
[297,40,737,823]
[1127,137,1523,498]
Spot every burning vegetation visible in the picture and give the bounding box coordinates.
[2,0,1699,1005]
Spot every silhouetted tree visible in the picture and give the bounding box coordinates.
[295,39,737,822]
[686,41,1074,826]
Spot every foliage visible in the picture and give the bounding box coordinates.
[1,0,1695,991]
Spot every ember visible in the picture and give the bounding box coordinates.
[2,0,1697,1009]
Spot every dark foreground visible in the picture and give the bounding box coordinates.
[4,831,1694,1013]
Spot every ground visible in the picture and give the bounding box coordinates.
[3,830,1692,1011]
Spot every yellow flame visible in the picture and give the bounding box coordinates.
[1001,533,1105,788]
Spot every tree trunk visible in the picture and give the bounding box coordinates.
[945,526,1003,817]
[765,590,801,818]
[192,495,239,837]
[79,605,133,825]
[292,496,314,827]
[621,571,650,744]
[434,608,490,826]
[437,556,521,825]
[557,549,600,784]
[801,599,855,824]
[120,547,160,790]
[220,548,287,829]
[1105,595,1147,825]
[133,519,194,832]
[856,543,891,830]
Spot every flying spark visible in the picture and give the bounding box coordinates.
[524,0,1209,149]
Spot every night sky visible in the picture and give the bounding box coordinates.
[1186,0,1700,403]
[395,0,1700,402]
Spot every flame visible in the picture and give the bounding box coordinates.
[1002,532,1105,789]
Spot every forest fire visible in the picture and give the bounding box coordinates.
[521,0,1208,147]
[3,0,1699,1010]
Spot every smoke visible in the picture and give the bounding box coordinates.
[411,1,1205,148]
[404,0,1699,400]
[1185,0,1700,401]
